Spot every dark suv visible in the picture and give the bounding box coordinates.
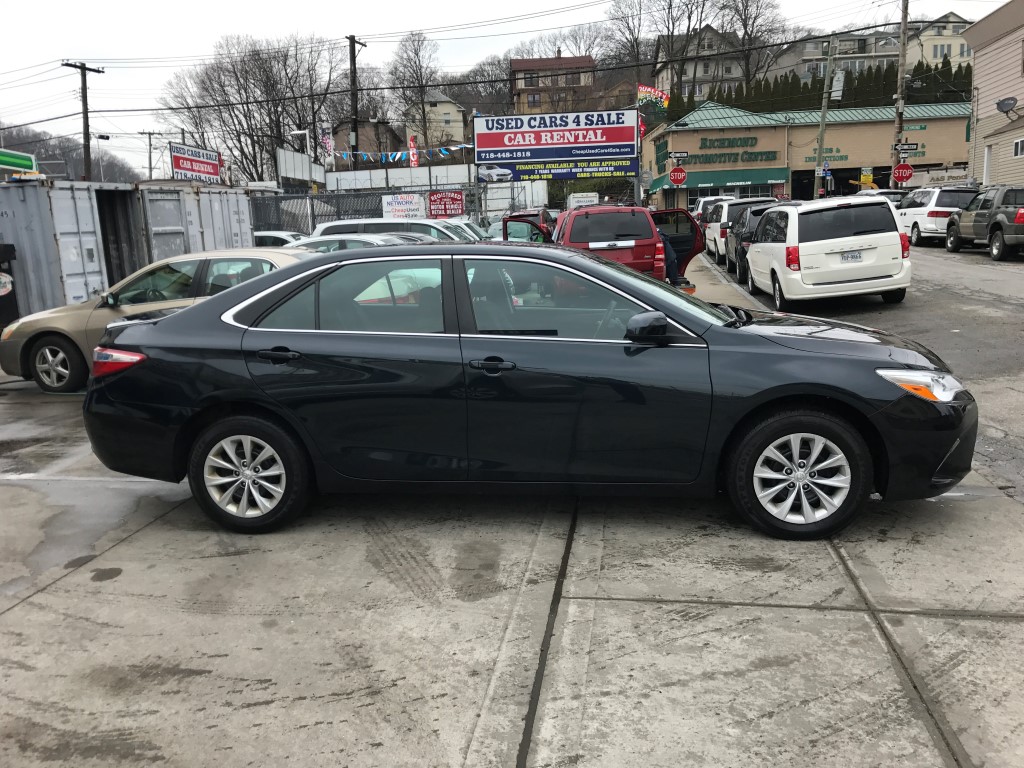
[505,205,704,281]
[946,186,1024,260]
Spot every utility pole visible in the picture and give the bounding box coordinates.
[348,36,366,172]
[62,61,104,181]
[890,0,910,189]
[813,36,837,198]
[138,131,162,180]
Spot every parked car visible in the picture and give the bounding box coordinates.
[83,243,977,540]
[0,249,307,393]
[486,222,504,240]
[896,187,979,246]
[254,231,305,247]
[442,219,490,241]
[705,198,777,265]
[690,196,735,222]
[287,234,405,252]
[945,185,1024,260]
[855,189,909,206]
[312,218,459,241]
[478,165,513,183]
[651,208,702,282]
[745,197,911,311]
[505,204,703,281]
[725,202,782,283]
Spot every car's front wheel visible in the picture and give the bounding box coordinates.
[727,410,873,539]
[29,335,88,394]
[746,262,760,295]
[188,415,313,533]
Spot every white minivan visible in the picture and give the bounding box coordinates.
[745,197,911,311]
[896,187,979,246]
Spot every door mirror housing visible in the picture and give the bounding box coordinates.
[102,292,119,308]
[625,311,669,345]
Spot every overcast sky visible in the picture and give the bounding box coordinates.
[0,0,1004,175]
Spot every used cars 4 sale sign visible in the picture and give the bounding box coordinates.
[473,110,639,181]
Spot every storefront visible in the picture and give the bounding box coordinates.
[644,102,971,208]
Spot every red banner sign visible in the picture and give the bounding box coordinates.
[428,190,465,218]
[169,142,221,184]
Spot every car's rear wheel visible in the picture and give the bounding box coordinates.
[881,288,906,304]
[910,224,923,247]
[746,262,760,295]
[725,250,737,273]
[771,274,792,312]
[29,335,88,394]
[714,242,725,266]
[990,229,1010,261]
[727,410,873,539]
[188,415,312,533]
[945,226,961,252]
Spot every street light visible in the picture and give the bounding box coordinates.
[289,129,313,191]
[95,134,110,182]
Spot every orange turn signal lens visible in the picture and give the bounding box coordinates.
[897,382,939,401]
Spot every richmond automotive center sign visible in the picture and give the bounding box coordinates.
[169,142,222,184]
[473,110,639,181]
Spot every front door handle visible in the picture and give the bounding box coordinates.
[469,357,516,375]
[257,347,301,364]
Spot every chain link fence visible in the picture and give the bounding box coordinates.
[249,183,485,235]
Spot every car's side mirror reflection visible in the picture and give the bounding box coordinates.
[104,292,119,308]
[626,311,669,345]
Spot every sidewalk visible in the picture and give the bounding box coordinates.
[683,252,762,310]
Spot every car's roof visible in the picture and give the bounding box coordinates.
[158,248,299,262]
[318,218,456,226]
[784,196,891,213]
[292,234,398,243]
[254,230,302,236]
[568,205,648,214]
[913,186,977,192]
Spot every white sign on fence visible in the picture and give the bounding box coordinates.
[382,193,426,218]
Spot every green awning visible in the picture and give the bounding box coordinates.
[650,167,789,192]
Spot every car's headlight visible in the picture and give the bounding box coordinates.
[0,321,20,341]
[876,368,966,402]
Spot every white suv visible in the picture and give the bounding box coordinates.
[705,197,776,265]
[745,197,911,311]
[896,187,978,246]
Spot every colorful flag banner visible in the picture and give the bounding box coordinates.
[638,84,670,109]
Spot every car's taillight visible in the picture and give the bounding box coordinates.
[654,240,665,265]
[1015,208,1024,224]
[927,210,952,218]
[785,245,800,271]
[720,228,727,239]
[93,347,147,378]
[900,232,911,259]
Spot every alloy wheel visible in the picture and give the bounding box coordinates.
[203,435,287,518]
[911,225,920,246]
[752,433,851,524]
[34,346,70,389]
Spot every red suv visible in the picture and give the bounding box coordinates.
[505,205,703,281]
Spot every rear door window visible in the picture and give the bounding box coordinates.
[1001,188,1024,206]
[322,223,358,235]
[798,203,896,243]
[567,212,654,244]
[979,190,998,211]
[936,190,979,209]
[757,211,788,243]
[202,258,274,296]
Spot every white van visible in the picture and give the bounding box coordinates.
[745,197,911,311]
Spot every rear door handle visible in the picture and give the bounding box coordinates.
[469,358,516,374]
[257,348,301,363]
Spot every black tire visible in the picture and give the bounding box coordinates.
[990,229,1009,261]
[910,224,922,247]
[771,273,792,312]
[736,256,748,285]
[881,288,906,304]
[945,226,962,253]
[746,261,760,295]
[187,415,313,533]
[726,409,873,539]
[714,241,725,266]
[725,250,737,273]
[29,335,88,394]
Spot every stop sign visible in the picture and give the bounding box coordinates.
[892,163,914,183]
[669,166,687,185]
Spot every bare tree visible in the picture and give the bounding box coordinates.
[387,31,441,150]
[160,35,345,182]
[560,23,612,59]
[606,0,648,84]
[0,123,140,182]
[722,0,785,87]
[440,55,511,117]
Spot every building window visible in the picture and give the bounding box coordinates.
[857,39,867,53]
[953,24,965,34]
[1015,139,1024,157]
[933,44,951,59]
[933,25,946,35]
[527,93,541,107]
[429,102,438,108]
[703,61,710,75]
[566,71,581,85]
[682,65,687,75]
[442,112,451,126]
[724,64,732,74]
[524,72,539,87]
[960,44,972,58]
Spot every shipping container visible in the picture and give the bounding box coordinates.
[0,180,255,317]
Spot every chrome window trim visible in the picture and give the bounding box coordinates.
[461,333,706,348]
[458,254,701,339]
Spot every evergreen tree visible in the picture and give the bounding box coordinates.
[733,81,746,110]
[882,61,898,107]
[952,63,969,102]
[935,54,954,102]
[769,75,781,111]
[686,89,696,112]
[666,85,686,123]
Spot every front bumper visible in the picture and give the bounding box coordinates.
[870,392,979,501]
[781,261,912,301]
[0,338,25,378]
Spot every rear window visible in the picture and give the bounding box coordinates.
[568,211,654,243]
[935,190,978,209]
[798,203,897,243]
[1001,188,1024,206]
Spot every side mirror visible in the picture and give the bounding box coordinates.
[626,311,669,345]
[103,292,119,308]
[721,222,732,231]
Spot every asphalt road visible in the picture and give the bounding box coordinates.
[702,242,1024,503]
[3,252,1024,766]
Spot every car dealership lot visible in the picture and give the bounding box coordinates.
[2,372,1024,767]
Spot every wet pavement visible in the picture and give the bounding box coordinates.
[3,303,1024,766]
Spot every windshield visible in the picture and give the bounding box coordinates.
[438,222,472,241]
[568,211,653,242]
[590,255,732,327]
[463,221,490,239]
[799,202,897,243]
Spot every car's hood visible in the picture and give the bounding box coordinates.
[14,300,94,326]
[734,309,950,371]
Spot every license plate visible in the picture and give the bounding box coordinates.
[840,251,862,263]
